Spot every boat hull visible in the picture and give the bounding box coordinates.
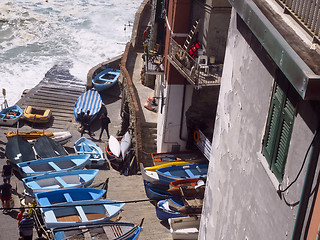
[156,164,208,184]
[74,137,105,166]
[35,188,106,207]
[156,198,186,221]
[22,169,99,196]
[0,105,23,126]
[17,154,91,177]
[52,221,142,240]
[41,199,125,228]
[92,68,120,92]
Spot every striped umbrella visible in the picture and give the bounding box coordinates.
[74,89,102,121]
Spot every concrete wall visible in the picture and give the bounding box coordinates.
[199,10,320,239]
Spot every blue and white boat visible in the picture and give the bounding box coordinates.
[41,199,125,228]
[156,164,208,184]
[74,137,105,166]
[22,169,99,196]
[17,154,91,177]
[52,221,142,240]
[156,198,186,221]
[144,181,170,200]
[0,105,23,126]
[74,89,102,122]
[92,68,121,92]
[35,188,106,207]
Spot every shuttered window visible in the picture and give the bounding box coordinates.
[262,80,296,182]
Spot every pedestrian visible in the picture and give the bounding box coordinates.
[99,112,111,141]
[0,178,12,213]
[77,111,85,132]
[81,110,93,137]
[2,159,13,184]
[19,212,34,240]
[17,207,25,225]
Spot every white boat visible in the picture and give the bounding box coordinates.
[168,216,201,240]
[17,154,90,177]
[74,137,105,166]
[22,169,99,196]
[109,135,121,157]
[140,163,160,183]
[120,131,131,160]
[41,199,125,228]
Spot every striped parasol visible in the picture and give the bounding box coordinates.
[74,89,102,121]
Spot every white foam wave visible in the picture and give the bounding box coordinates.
[0,0,142,106]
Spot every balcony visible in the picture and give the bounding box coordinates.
[167,37,222,89]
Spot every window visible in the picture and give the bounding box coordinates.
[262,72,296,182]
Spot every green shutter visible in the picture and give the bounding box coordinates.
[271,98,295,181]
[262,82,295,182]
[262,84,284,165]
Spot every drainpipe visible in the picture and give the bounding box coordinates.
[292,128,320,240]
[179,82,187,141]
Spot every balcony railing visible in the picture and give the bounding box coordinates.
[276,0,320,42]
[167,37,222,89]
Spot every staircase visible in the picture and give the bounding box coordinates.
[141,122,157,167]
[183,19,200,50]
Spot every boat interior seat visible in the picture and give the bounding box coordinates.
[184,169,195,178]
[63,193,74,202]
[22,166,34,174]
[55,176,69,188]
[48,161,61,171]
[45,210,58,223]
[75,206,88,222]
[38,197,51,207]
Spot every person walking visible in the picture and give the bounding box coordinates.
[81,110,93,137]
[99,112,111,141]
[19,212,34,240]
[0,178,12,213]
[2,159,13,184]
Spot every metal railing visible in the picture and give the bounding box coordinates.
[167,37,222,89]
[276,0,320,42]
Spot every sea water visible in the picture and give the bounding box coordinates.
[0,0,142,106]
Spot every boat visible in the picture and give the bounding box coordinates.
[106,136,123,171]
[144,181,170,200]
[0,105,23,126]
[168,216,200,240]
[17,154,91,177]
[152,151,207,166]
[74,89,102,122]
[168,178,206,198]
[177,198,203,215]
[23,106,52,123]
[52,221,142,240]
[22,169,99,196]
[155,164,208,184]
[34,135,68,158]
[156,198,186,221]
[74,137,105,166]
[35,188,106,207]
[5,131,72,145]
[109,135,121,157]
[5,135,35,166]
[140,163,160,184]
[41,199,125,228]
[92,68,121,92]
[120,131,131,160]
[145,161,197,172]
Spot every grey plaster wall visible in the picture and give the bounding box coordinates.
[199,10,319,240]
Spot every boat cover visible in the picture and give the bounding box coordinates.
[74,89,102,121]
[5,135,35,165]
[34,135,68,158]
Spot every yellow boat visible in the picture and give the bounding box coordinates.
[144,161,195,172]
[23,106,52,123]
[5,131,54,140]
